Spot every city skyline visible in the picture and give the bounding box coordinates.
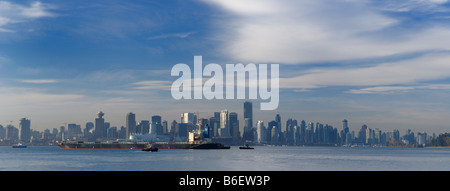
[0,101,438,143]
[2,1,450,134]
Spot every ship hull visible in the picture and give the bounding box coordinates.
[58,141,230,150]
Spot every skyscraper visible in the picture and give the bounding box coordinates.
[359,124,367,144]
[267,120,277,144]
[243,101,253,131]
[94,111,105,140]
[229,112,240,142]
[219,109,229,137]
[18,118,30,143]
[256,120,265,144]
[342,119,349,144]
[242,101,253,142]
[126,112,136,139]
[139,120,150,134]
[151,115,162,135]
[275,114,281,133]
[342,119,348,132]
[67,123,81,139]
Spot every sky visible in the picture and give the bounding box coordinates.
[1,0,450,135]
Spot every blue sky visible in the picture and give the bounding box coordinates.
[2,0,450,135]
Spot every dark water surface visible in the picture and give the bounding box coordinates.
[0,146,449,171]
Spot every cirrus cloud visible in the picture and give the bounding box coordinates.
[0,1,57,33]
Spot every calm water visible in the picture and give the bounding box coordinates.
[0,146,449,171]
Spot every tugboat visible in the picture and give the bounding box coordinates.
[12,143,27,148]
[239,144,254,150]
[142,145,158,152]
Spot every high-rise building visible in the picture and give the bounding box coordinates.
[126,112,136,139]
[181,113,196,124]
[162,120,168,134]
[256,120,265,144]
[18,118,31,143]
[67,123,81,139]
[243,101,253,132]
[6,125,18,141]
[139,120,150,134]
[107,126,118,138]
[275,114,281,133]
[170,120,177,134]
[229,112,240,142]
[219,109,229,137]
[359,124,367,144]
[267,120,277,144]
[209,116,218,137]
[0,125,5,140]
[342,119,349,144]
[152,115,162,124]
[151,115,162,135]
[85,122,94,137]
[94,111,105,140]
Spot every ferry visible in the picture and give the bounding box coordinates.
[12,143,27,148]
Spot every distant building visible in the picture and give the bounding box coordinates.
[139,120,150,134]
[417,132,427,146]
[107,126,118,138]
[181,113,196,124]
[6,125,18,141]
[126,112,136,139]
[219,110,229,137]
[243,101,253,141]
[19,118,31,143]
[256,121,265,144]
[151,115,163,135]
[67,123,82,140]
[177,123,189,138]
[229,112,240,142]
[94,111,105,140]
[162,120,168,134]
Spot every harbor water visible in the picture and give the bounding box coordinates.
[0,146,449,171]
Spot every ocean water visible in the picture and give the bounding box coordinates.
[0,146,449,171]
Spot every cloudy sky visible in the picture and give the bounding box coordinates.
[2,0,450,134]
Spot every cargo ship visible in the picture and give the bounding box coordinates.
[57,132,230,150]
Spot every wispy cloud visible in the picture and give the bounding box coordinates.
[18,79,58,84]
[0,1,57,33]
[146,32,195,40]
[280,52,450,89]
[131,80,172,90]
[205,0,450,64]
[347,84,450,94]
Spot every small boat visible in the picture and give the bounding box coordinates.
[142,145,158,152]
[12,143,27,148]
[239,144,254,150]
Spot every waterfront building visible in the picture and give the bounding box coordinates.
[19,118,31,143]
[256,120,265,144]
[243,101,253,141]
[126,112,136,139]
[229,112,240,142]
[417,132,427,146]
[107,126,118,138]
[94,111,105,140]
[359,124,367,144]
[162,120,168,134]
[219,110,229,137]
[151,115,163,135]
[181,113,196,124]
[67,123,82,140]
[139,120,150,134]
[275,114,281,134]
